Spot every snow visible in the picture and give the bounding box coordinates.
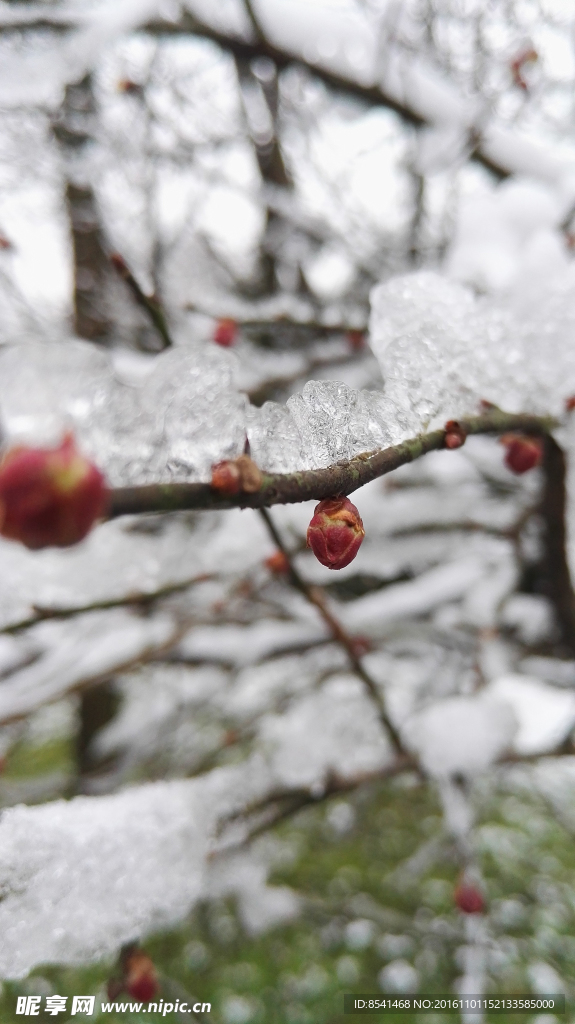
[485,675,575,755]
[405,695,517,778]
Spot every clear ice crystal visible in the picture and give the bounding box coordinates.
[246,401,308,473]
[287,380,394,469]
[369,269,575,429]
[142,346,247,481]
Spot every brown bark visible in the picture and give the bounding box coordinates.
[537,435,575,654]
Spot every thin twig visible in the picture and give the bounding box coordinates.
[0,574,212,635]
[258,506,405,755]
[110,252,172,349]
[107,410,557,518]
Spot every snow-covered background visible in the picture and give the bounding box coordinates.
[2,1,575,1020]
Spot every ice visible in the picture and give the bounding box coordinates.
[369,269,575,427]
[405,695,518,778]
[141,345,247,481]
[287,380,394,469]
[246,400,308,473]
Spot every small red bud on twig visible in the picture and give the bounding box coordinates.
[211,455,262,495]
[565,395,575,412]
[454,880,485,915]
[213,318,237,347]
[117,79,142,95]
[0,234,12,251]
[0,434,107,549]
[500,434,542,474]
[265,550,290,574]
[211,460,242,495]
[124,949,159,1003]
[307,496,365,570]
[444,420,467,449]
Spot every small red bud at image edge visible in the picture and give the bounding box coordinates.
[306,496,365,570]
[0,434,107,550]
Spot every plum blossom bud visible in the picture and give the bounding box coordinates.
[566,395,575,412]
[500,434,542,474]
[306,496,365,570]
[211,455,262,495]
[124,949,159,1003]
[211,460,242,495]
[265,550,290,574]
[454,880,485,915]
[213,318,237,347]
[0,434,107,550]
[444,420,467,449]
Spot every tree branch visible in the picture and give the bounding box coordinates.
[110,252,172,349]
[107,410,557,518]
[0,574,211,635]
[259,507,405,755]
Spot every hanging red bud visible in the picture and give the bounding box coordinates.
[566,396,575,412]
[265,550,290,574]
[211,455,262,495]
[306,496,365,570]
[0,434,107,550]
[500,434,542,474]
[454,881,485,915]
[444,420,467,449]
[213,318,237,348]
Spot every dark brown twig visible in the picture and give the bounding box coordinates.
[107,410,557,518]
[0,574,212,635]
[110,252,172,349]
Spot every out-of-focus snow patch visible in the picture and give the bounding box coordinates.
[405,695,517,778]
[206,851,299,936]
[500,594,555,645]
[485,675,575,755]
[342,558,486,633]
[259,674,392,789]
[0,611,178,725]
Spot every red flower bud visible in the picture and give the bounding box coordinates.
[0,434,107,550]
[346,330,365,352]
[454,881,485,915]
[213,318,237,348]
[211,456,262,495]
[112,948,159,1003]
[444,420,467,449]
[306,496,365,570]
[211,460,242,495]
[566,396,575,412]
[265,550,290,574]
[500,434,542,474]
[117,79,142,95]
